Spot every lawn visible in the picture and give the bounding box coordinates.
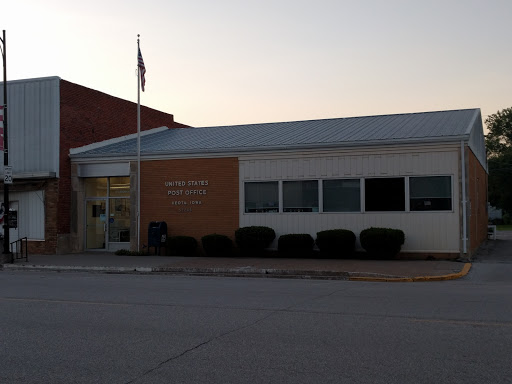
[497,225,512,231]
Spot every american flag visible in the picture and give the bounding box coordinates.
[138,48,146,92]
[0,106,4,151]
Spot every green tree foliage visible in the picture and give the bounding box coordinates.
[486,107,512,215]
[485,107,512,158]
[488,149,512,215]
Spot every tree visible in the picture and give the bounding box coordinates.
[488,149,512,217]
[486,107,512,220]
[485,107,512,158]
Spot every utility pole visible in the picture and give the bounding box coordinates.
[1,30,11,263]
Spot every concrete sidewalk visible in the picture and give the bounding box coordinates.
[1,251,471,282]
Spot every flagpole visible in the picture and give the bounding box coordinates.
[1,30,11,262]
[136,35,141,252]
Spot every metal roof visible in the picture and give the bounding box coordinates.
[70,108,482,158]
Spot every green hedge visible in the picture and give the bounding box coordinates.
[167,236,198,256]
[114,249,147,256]
[235,226,276,253]
[316,229,356,258]
[201,233,233,257]
[278,234,314,257]
[359,227,405,259]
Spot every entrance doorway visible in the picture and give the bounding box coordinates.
[84,177,130,251]
[86,199,106,249]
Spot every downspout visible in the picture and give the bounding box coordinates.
[461,141,467,254]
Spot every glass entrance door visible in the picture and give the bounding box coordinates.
[86,200,106,249]
[108,198,130,244]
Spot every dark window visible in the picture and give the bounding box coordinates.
[365,178,405,211]
[244,182,279,213]
[283,180,319,212]
[410,176,452,211]
[323,179,360,212]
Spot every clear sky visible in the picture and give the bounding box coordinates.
[3,0,511,129]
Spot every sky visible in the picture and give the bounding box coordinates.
[2,0,511,129]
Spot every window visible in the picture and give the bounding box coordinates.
[283,180,319,212]
[85,177,131,244]
[85,178,108,197]
[365,177,405,211]
[410,176,452,211]
[323,179,360,212]
[244,182,279,213]
[109,177,130,197]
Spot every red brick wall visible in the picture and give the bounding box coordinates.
[58,80,187,242]
[140,158,239,248]
[468,148,488,253]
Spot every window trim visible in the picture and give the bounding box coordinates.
[364,176,406,213]
[408,175,454,213]
[243,175,454,214]
[321,178,362,213]
[282,179,320,213]
[243,181,280,214]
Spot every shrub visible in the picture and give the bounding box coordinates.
[235,226,276,253]
[167,236,198,256]
[114,249,147,256]
[201,234,233,257]
[316,229,356,258]
[359,227,405,259]
[278,234,314,258]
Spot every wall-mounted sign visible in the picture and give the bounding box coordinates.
[4,166,13,184]
[8,209,17,228]
[165,180,209,213]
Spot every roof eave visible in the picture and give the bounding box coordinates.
[70,135,470,162]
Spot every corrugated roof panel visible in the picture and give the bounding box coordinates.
[72,109,481,157]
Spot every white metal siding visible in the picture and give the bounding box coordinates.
[0,77,60,177]
[239,146,460,253]
[0,191,45,240]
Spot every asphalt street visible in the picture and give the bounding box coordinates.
[0,243,511,384]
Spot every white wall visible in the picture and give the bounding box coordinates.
[0,191,45,241]
[239,144,461,253]
[0,77,60,177]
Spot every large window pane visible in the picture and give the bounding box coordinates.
[323,179,360,212]
[410,176,452,211]
[109,177,130,197]
[109,198,130,242]
[85,178,108,197]
[283,180,319,213]
[365,178,405,211]
[245,182,279,213]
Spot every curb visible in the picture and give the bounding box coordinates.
[1,264,153,273]
[348,263,472,282]
[152,266,350,279]
[1,264,350,280]
[1,263,471,282]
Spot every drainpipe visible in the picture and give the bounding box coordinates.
[461,141,467,254]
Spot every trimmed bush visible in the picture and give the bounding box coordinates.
[316,229,356,258]
[235,226,276,253]
[278,234,314,257]
[359,227,405,259]
[167,236,198,256]
[115,249,131,256]
[114,249,147,256]
[201,233,233,257]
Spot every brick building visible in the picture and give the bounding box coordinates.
[70,109,488,259]
[0,77,186,254]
